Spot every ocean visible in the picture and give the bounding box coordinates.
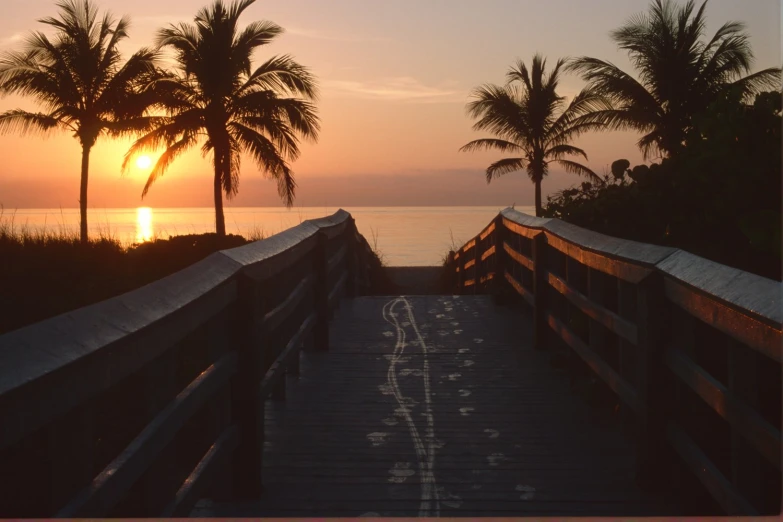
[1,206,537,266]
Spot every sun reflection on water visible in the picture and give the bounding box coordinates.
[136,207,153,243]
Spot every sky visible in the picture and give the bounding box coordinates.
[0,0,779,209]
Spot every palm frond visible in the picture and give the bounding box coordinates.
[458,138,523,154]
[0,109,61,136]
[486,157,525,182]
[555,159,600,181]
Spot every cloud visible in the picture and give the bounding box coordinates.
[323,76,466,103]
[0,33,25,49]
[285,26,389,43]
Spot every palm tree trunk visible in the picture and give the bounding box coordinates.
[214,170,226,237]
[79,144,91,244]
[534,179,542,217]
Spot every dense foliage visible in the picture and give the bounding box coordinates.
[543,91,781,280]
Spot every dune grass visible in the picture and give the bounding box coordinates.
[0,213,255,335]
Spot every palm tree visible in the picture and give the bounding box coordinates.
[460,55,610,216]
[125,0,319,237]
[0,0,158,243]
[567,0,780,159]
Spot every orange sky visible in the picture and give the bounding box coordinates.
[0,0,779,208]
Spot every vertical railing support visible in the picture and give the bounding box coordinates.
[531,231,548,350]
[493,216,506,296]
[231,273,265,498]
[635,272,667,488]
[313,231,330,351]
[345,219,358,298]
[455,250,464,294]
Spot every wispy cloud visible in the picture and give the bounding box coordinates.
[285,25,389,43]
[323,76,466,103]
[0,33,25,49]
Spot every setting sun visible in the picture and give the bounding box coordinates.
[136,155,152,169]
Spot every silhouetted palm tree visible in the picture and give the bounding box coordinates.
[125,0,319,237]
[0,0,158,243]
[460,55,609,216]
[567,0,780,159]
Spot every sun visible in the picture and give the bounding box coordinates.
[136,155,152,169]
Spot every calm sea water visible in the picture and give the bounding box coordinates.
[2,206,537,266]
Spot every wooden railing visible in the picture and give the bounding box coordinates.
[0,209,374,518]
[453,207,782,515]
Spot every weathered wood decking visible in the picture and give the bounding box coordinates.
[193,295,680,517]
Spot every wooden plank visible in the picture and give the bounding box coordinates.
[480,244,496,262]
[664,278,781,362]
[463,258,476,271]
[262,274,315,334]
[479,221,496,241]
[162,425,240,517]
[505,270,534,307]
[655,249,781,327]
[259,312,317,399]
[463,278,476,287]
[58,353,238,518]
[461,238,476,252]
[547,313,641,413]
[665,348,781,469]
[666,422,757,515]
[547,272,638,345]
[502,217,545,239]
[544,233,654,283]
[504,241,534,271]
[479,272,495,284]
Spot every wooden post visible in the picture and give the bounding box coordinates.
[635,272,667,488]
[455,250,463,294]
[345,218,357,298]
[617,279,637,420]
[47,400,95,514]
[494,216,506,297]
[231,273,265,498]
[531,232,548,351]
[313,231,330,351]
[728,338,760,505]
[587,267,608,361]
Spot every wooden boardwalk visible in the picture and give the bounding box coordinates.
[193,295,680,517]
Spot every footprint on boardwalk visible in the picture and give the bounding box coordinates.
[377,383,393,395]
[367,432,389,447]
[516,485,536,500]
[388,462,415,483]
[459,407,474,416]
[382,331,394,337]
[487,453,507,466]
[458,348,470,354]
[448,373,461,381]
[473,338,484,344]
[399,368,424,377]
[401,321,411,327]
[445,307,453,311]
[450,321,459,326]
[484,429,499,439]
[437,330,450,336]
[453,329,463,335]
[462,360,475,368]
[436,314,446,319]
[382,417,398,426]
[459,389,471,397]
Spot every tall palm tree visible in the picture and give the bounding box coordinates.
[125,0,319,237]
[0,0,158,243]
[567,0,780,159]
[460,55,610,216]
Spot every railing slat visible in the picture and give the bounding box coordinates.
[666,422,758,515]
[547,313,641,413]
[58,352,238,518]
[664,278,781,362]
[665,348,781,469]
[503,241,534,271]
[259,312,318,398]
[480,244,496,262]
[261,274,315,334]
[504,270,534,307]
[161,425,240,517]
[547,271,638,345]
